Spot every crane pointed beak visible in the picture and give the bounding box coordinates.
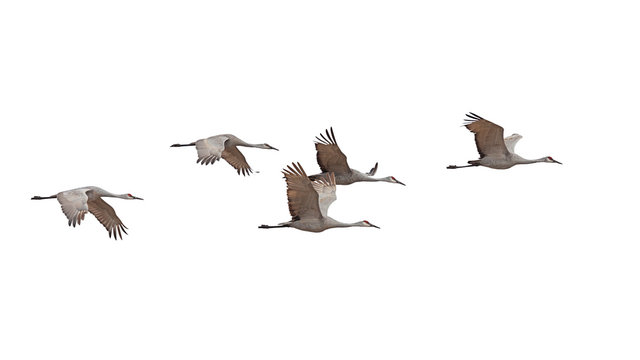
[133,196,144,200]
[553,159,562,164]
[392,178,406,186]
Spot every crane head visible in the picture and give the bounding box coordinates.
[362,220,380,229]
[545,156,562,164]
[263,143,279,151]
[127,193,144,200]
[386,176,406,186]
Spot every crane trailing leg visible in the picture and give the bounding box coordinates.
[259,224,291,229]
[31,195,57,200]
[447,162,480,169]
[170,142,196,147]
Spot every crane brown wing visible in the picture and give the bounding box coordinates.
[464,113,509,158]
[314,128,351,174]
[283,162,322,220]
[88,197,128,240]
[222,145,253,176]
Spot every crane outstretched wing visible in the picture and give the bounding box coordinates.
[504,133,523,154]
[57,189,89,227]
[366,162,378,176]
[314,128,351,174]
[222,145,253,176]
[195,135,228,165]
[311,172,337,217]
[283,162,322,220]
[464,113,509,158]
[87,196,128,240]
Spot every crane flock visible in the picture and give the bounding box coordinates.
[32,113,561,237]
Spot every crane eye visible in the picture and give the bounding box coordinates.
[128,193,132,197]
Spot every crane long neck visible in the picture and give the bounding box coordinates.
[512,155,545,165]
[352,170,383,182]
[355,173,390,183]
[326,218,365,229]
[228,135,274,149]
[230,138,256,147]
[240,142,266,148]
[96,190,128,199]
[362,176,386,182]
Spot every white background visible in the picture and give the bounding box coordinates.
[1,1,639,359]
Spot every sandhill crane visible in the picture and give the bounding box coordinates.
[31,186,143,240]
[447,113,562,170]
[259,162,380,232]
[171,134,278,176]
[309,128,405,185]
